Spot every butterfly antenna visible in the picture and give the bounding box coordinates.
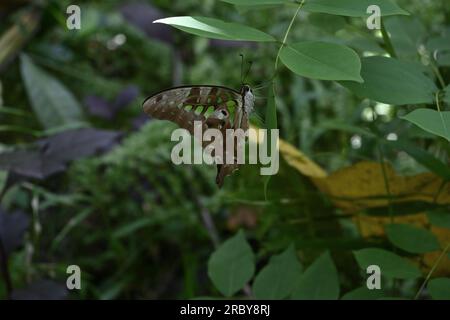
[253,68,281,89]
[254,78,275,90]
[243,61,253,84]
[240,53,245,84]
[252,84,272,91]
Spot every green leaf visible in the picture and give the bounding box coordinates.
[428,278,450,300]
[221,0,287,5]
[308,13,347,34]
[291,251,340,300]
[401,109,450,142]
[341,57,438,105]
[253,244,302,299]
[427,211,450,229]
[385,224,440,254]
[0,170,7,194]
[207,230,255,297]
[383,140,450,180]
[427,37,450,68]
[354,248,422,279]
[341,286,385,300]
[280,41,363,82]
[20,54,84,129]
[427,36,450,53]
[153,16,275,42]
[346,37,384,54]
[303,0,408,17]
[445,85,450,105]
[384,16,426,59]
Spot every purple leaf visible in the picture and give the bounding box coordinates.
[84,95,114,120]
[11,279,68,300]
[120,2,173,44]
[37,128,122,165]
[114,85,140,110]
[0,128,122,179]
[131,114,149,130]
[85,86,139,120]
[0,149,57,179]
[0,207,29,255]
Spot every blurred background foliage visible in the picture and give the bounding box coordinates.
[0,0,449,299]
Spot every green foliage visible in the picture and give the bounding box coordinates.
[220,0,288,6]
[428,278,450,300]
[341,57,438,105]
[427,211,450,229]
[221,0,409,17]
[70,121,216,219]
[291,251,340,300]
[20,54,85,129]
[383,140,450,180]
[302,0,409,17]
[341,286,385,300]
[0,0,449,301]
[154,16,276,42]
[385,224,441,254]
[65,121,219,298]
[354,248,422,280]
[253,244,302,299]
[207,230,255,297]
[402,109,450,142]
[445,85,450,104]
[280,42,363,82]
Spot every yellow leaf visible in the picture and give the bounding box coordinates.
[277,140,450,276]
[312,161,449,213]
[278,139,327,179]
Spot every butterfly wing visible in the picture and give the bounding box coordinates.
[143,85,247,187]
[143,86,242,133]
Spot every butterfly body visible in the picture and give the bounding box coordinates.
[143,85,254,187]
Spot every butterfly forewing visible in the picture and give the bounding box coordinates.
[143,85,249,187]
[143,86,242,133]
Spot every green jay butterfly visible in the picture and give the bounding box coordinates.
[143,84,255,187]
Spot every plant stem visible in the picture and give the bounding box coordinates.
[377,143,398,292]
[433,180,447,204]
[199,205,220,249]
[414,243,450,300]
[430,61,446,89]
[380,20,397,58]
[435,92,449,140]
[274,0,305,70]
[377,145,394,224]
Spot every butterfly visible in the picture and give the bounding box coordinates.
[143,84,255,187]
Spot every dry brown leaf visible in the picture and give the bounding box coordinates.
[277,140,450,275]
[312,161,449,213]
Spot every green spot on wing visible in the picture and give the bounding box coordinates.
[194,106,204,115]
[204,106,215,117]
